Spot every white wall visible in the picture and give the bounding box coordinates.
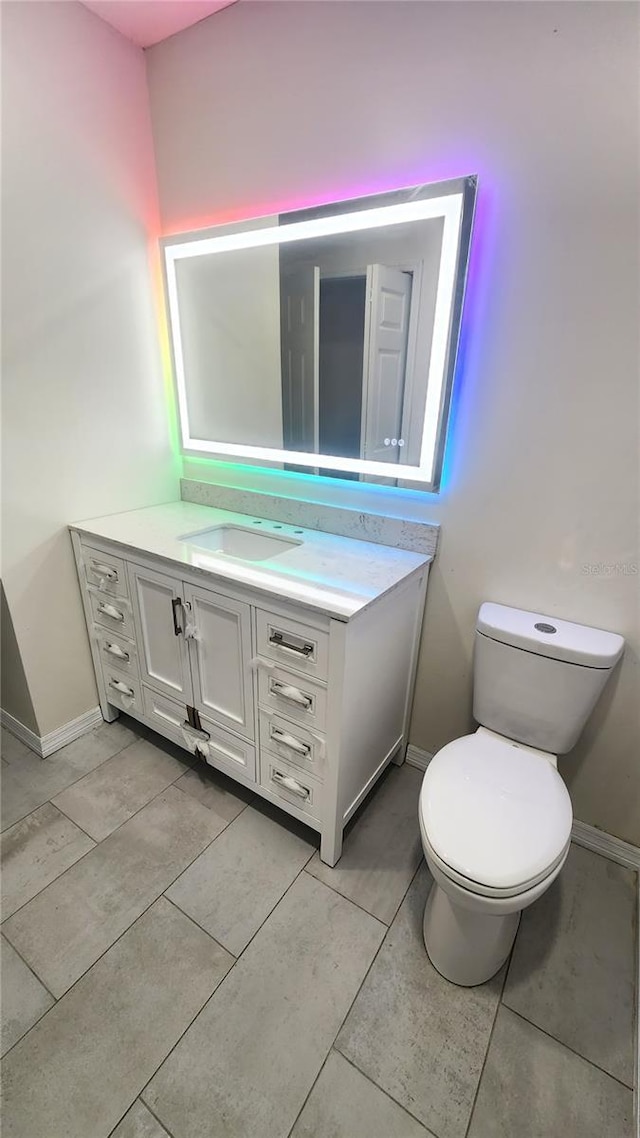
[146,1,640,843]
[1,1,179,735]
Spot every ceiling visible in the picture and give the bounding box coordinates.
[82,0,236,49]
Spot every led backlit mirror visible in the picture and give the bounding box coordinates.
[164,175,477,491]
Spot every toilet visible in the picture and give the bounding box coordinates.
[418,602,624,987]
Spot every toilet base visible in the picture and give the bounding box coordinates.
[423,880,520,986]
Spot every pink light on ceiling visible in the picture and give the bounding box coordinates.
[82,0,236,49]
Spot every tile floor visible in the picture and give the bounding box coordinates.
[0,718,637,1138]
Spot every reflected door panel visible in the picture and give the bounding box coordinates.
[361,265,412,464]
[280,267,319,453]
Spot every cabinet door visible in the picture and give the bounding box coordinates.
[128,564,193,703]
[184,583,254,740]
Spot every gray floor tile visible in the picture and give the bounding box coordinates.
[503,844,637,1086]
[3,787,221,996]
[145,873,386,1138]
[336,865,504,1138]
[0,730,31,764]
[2,898,232,1138]
[291,1050,434,1138]
[52,737,189,840]
[1,802,95,920]
[167,802,314,954]
[111,1099,172,1137]
[1,720,137,831]
[1,936,54,1057]
[467,1006,634,1138]
[174,762,254,823]
[306,764,423,923]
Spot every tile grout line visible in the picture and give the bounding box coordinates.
[334,1048,436,1136]
[302,849,423,928]
[3,790,317,1105]
[161,894,236,963]
[135,852,391,1138]
[0,792,259,1055]
[0,724,144,835]
[1,759,248,929]
[136,1098,178,1138]
[462,946,513,1138]
[287,859,427,1138]
[168,836,319,967]
[502,1004,636,1093]
[0,932,57,1002]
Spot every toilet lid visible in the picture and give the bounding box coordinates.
[419,734,573,891]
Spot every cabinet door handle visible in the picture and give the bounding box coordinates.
[98,602,125,622]
[90,561,118,581]
[269,680,312,710]
[268,631,314,658]
[108,678,135,698]
[104,642,129,662]
[270,727,311,757]
[171,597,183,636]
[271,770,310,800]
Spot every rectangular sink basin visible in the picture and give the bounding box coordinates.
[178,524,301,562]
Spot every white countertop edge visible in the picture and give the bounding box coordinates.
[70,502,432,623]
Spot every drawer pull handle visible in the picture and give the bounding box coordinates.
[270,727,311,757]
[269,631,314,658]
[104,642,130,662]
[108,678,135,698]
[270,680,312,710]
[271,770,310,800]
[90,561,118,581]
[98,602,125,622]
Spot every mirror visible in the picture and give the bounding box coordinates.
[164,175,477,491]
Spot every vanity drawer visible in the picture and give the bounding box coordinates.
[259,709,325,780]
[103,668,142,714]
[142,686,188,748]
[94,626,139,680]
[256,610,329,680]
[89,589,136,640]
[257,664,327,731]
[260,753,322,823]
[142,687,256,785]
[83,546,129,599]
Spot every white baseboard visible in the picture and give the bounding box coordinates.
[570,819,640,871]
[405,744,433,771]
[405,745,639,871]
[1,706,103,759]
[0,709,42,756]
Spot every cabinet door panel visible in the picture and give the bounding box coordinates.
[184,584,254,740]
[128,564,192,702]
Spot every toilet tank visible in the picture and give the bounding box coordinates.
[473,603,624,754]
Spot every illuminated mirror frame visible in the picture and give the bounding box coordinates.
[163,175,477,492]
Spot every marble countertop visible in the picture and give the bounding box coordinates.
[71,501,431,621]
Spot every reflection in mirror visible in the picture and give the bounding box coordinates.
[164,176,477,491]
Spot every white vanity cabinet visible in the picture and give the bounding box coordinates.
[71,508,430,865]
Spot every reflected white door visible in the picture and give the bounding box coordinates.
[280,267,319,453]
[361,265,412,464]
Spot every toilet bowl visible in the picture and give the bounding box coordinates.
[418,603,624,987]
[419,729,572,986]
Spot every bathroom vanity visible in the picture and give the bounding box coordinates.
[70,501,431,863]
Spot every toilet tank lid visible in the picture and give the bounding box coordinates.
[477,603,624,669]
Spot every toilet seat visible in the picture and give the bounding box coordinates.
[419,732,573,893]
